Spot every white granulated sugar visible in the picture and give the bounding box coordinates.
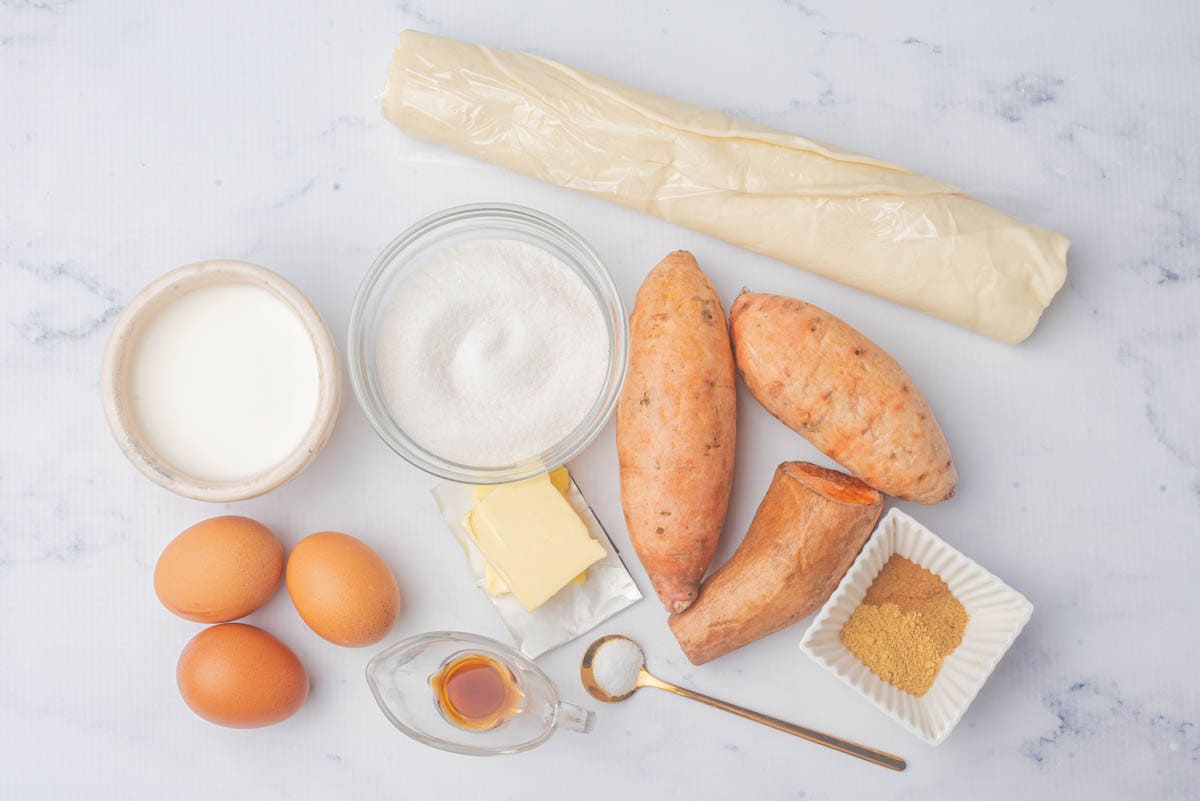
[375,239,609,466]
[591,638,644,698]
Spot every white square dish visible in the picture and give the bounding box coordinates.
[799,508,1033,746]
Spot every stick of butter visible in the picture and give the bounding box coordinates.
[482,562,587,596]
[465,473,606,611]
[469,467,586,596]
[472,467,571,503]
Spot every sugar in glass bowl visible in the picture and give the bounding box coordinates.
[347,203,628,484]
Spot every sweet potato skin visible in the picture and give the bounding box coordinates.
[617,251,737,613]
[731,293,956,504]
[669,462,882,665]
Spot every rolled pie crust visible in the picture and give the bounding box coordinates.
[382,30,1069,343]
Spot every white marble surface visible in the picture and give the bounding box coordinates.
[2,0,1197,798]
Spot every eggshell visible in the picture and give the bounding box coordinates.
[286,532,400,647]
[176,623,308,728]
[154,516,283,623]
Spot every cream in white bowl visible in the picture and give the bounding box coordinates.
[102,260,340,502]
[799,509,1033,746]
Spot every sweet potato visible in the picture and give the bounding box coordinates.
[731,293,956,504]
[617,251,737,613]
[669,462,882,665]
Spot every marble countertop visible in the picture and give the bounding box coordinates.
[2,0,1196,798]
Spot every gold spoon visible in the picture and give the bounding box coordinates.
[580,635,906,772]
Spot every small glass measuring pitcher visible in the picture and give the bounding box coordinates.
[366,631,594,755]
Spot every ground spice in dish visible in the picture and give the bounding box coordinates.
[839,555,969,696]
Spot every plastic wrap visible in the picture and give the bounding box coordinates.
[382,30,1069,343]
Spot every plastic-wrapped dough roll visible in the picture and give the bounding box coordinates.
[382,30,1069,343]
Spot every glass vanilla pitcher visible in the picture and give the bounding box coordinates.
[366,631,594,755]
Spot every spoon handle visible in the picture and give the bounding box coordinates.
[639,672,906,771]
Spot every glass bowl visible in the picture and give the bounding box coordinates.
[347,203,628,484]
[366,631,593,756]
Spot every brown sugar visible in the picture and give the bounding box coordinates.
[840,554,969,696]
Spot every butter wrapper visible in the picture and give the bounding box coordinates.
[432,476,642,659]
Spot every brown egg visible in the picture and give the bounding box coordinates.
[286,531,400,647]
[154,516,283,623]
[176,623,308,728]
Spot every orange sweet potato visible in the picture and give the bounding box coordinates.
[731,292,956,504]
[669,462,882,665]
[617,251,737,613]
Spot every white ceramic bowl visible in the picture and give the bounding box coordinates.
[799,508,1033,746]
[101,260,341,502]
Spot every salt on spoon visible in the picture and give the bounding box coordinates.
[579,635,907,772]
[588,635,644,699]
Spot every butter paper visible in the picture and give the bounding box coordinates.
[432,476,642,659]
